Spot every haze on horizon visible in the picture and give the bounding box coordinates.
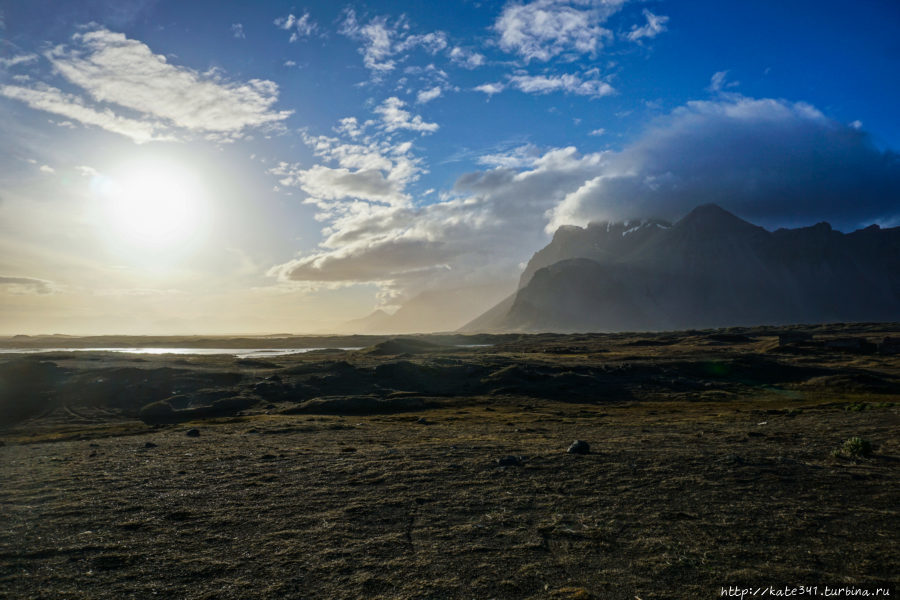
[1,0,898,336]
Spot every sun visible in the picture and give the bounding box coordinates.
[99,159,207,249]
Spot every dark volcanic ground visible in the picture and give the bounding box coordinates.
[1,324,898,599]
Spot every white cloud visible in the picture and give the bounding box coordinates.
[231,23,246,39]
[0,82,172,143]
[374,97,439,133]
[416,86,443,103]
[494,0,626,62]
[589,128,605,136]
[477,144,542,168]
[274,12,317,42]
[509,73,615,97]
[708,70,739,92]
[0,53,38,68]
[20,29,291,141]
[449,46,485,69]
[474,82,505,96]
[627,9,669,41]
[334,116,365,138]
[270,114,424,210]
[340,10,399,73]
[850,120,863,130]
[283,60,297,67]
[288,165,403,205]
[39,164,55,174]
[76,165,99,177]
[270,139,609,303]
[340,10,474,78]
[397,31,448,55]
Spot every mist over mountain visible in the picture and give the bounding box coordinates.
[464,204,900,332]
[337,283,511,334]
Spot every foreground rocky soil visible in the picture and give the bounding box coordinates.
[1,324,898,599]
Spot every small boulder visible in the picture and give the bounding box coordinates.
[497,455,523,467]
[185,428,200,437]
[144,442,158,448]
[416,417,430,425]
[567,440,590,455]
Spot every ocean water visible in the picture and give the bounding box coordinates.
[0,347,362,359]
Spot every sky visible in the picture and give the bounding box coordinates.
[1,0,898,335]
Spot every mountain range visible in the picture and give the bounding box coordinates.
[462,204,900,332]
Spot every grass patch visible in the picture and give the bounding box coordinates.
[833,436,874,459]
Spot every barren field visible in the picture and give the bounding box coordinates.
[1,324,898,599]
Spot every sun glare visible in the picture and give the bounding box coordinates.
[98,159,207,250]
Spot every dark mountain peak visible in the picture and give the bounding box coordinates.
[678,203,740,224]
[774,221,835,239]
[674,203,763,235]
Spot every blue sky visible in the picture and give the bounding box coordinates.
[1,0,898,334]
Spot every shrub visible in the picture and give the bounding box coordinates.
[833,436,873,459]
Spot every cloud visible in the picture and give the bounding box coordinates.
[269,235,453,284]
[231,23,245,39]
[474,82,505,96]
[39,164,55,174]
[339,10,476,78]
[509,73,615,97]
[449,46,485,69]
[589,128,605,136]
[76,165,99,177]
[269,112,424,210]
[549,96,900,230]
[626,9,669,41]
[274,12,317,42]
[494,0,626,62]
[283,165,404,205]
[477,143,542,168]
[270,141,608,303]
[0,82,173,143]
[334,116,365,138]
[339,10,401,73]
[374,97,438,133]
[271,95,900,309]
[396,31,448,55]
[5,28,293,142]
[708,70,739,92]
[0,276,55,295]
[0,54,38,68]
[416,85,443,103]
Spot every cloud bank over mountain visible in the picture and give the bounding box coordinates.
[550,97,900,231]
[271,94,900,310]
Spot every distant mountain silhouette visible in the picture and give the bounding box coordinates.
[463,204,900,332]
[339,283,511,334]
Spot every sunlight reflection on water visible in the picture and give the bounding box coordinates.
[0,347,363,358]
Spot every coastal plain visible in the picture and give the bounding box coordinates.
[1,324,898,599]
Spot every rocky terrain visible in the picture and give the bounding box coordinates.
[1,324,898,598]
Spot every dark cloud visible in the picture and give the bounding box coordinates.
[551,97,900,230]
[0,276,54,294]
